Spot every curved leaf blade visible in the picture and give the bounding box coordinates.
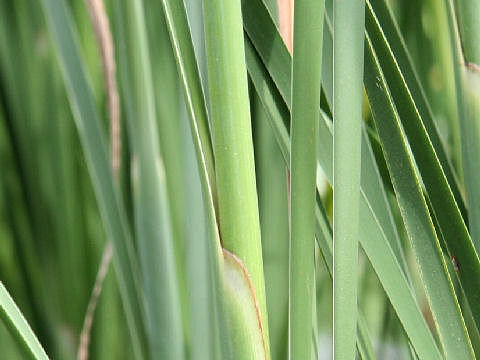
[0,282,49,360]
[364,33,474,359]
[366,0,480,332]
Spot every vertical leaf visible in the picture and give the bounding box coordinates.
[113,0,184,357]
[289,0,324,359]
[158,0,233,357]
[333,0,365,358]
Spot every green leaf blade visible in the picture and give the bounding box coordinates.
[333,0,365,358]
[364,34,474,359]
[289,0,325,359]
[113,0,184,357]
[367,0,480,332]
[0,282,49,360]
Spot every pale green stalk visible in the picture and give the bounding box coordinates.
[202,0,270,357]
[289,0,324,359]
[333,0,365,359]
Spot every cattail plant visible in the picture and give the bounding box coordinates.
[0,0,479,359]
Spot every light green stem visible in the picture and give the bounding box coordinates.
[333,0,365,359]
[202,0,270,357]
[289,0,324,359]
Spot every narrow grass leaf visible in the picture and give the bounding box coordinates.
[289,0,324,359]
[333,1,365,357]
[159,0,217,220]
[367,0,480,331]
[183,111,217,360]
[367,0,467,220]
[364,33,474,359]
[241,0,291,105]
[0,282,49,360]
[113,0,184,357]
[145,3,190,338]
[323,4,408,278]
[157,1,234,357]
[253,91,290,360]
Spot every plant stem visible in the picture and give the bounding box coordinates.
[202,0,270,356]
[289,0,324,359]
[333,0,365,358]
